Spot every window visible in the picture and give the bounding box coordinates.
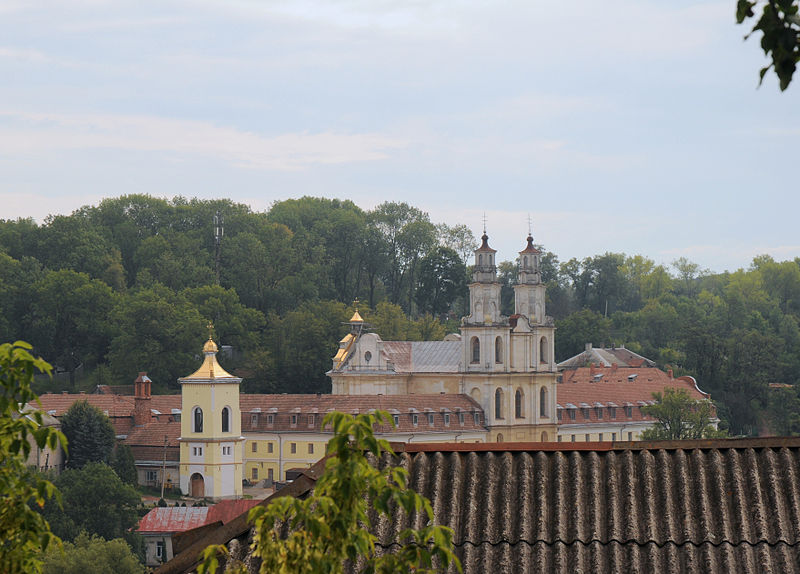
[290,443,297,454]
[611,433,616,441]
[444,413,450,426]
[471,337,480,363]
[393,414,399,427]
[251,467,258,480]
[582,408,590,420]
[557,435,562,442]
[222,407,230,433]
[146,470,158,482]
[459,412,465,425]
[585,434,590,442]
[427,413,434,426]
[515,389,523,418]
[221,446,231,456]
[474,412,481,425]
[627,432,633,440]
[193,407,203,433]
[364,351,372,363]
[268,468,274,481]
[267,442,273,453]
[609,407,616,419]
[595,407,603,420]
[291,414,297,426]
[540,337,548,363]
[495,337,503,364]
[308,414,315,426]
[571,435,576,442]
[308,443,314,454]
[412,414,418,426]
[156,540,165,560]
[599,433,604,441]
[568,408,576,421]
[625,406,633,418]
[251,414,258,427]
[267,414,274,425]
[557,409,562,421]
[540,387,548,417]
[495,388,504,419]
[251,441,257,452]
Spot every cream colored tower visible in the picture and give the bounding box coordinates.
[179,337,243,499]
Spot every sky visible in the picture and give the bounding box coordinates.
[1,1,798,273]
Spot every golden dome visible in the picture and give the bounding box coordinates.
[349,310,364,323]
[203,338,218,353]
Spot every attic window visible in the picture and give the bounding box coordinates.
[364,351,372,363]
[251,414,258,427]
[609,407,616,419]
[267,414,274,425]
[474,412,481,425]
[592,374,604,382]
[458,412,465,425]
[392,414,399,427]
[628,374,638,381]
[568,408,576,421]
[291,414,297,427]
[444,413,450,426]
[308,414,315,426]
[625,405,633,417]
[582,408,590,420]
[412,413,419,426]
[595,407,603,419]
[427,413,434,426]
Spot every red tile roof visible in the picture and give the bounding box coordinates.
[557,366,710,424]
[137,499,261,535]
[205,499,260,525]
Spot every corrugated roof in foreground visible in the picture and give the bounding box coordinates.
[159,437,800,574]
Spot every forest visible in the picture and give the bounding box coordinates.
[1,194,799,436]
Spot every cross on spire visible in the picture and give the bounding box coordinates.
[352,297,359,312]
[482,212,487,234]
[207,321,214,340]
[527,214,533,236]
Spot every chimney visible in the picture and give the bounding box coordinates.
[133,372,152,426]
[585,343,593,352]
[668,369,674,379]
[611,362,618,373]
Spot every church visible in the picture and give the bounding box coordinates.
[328,230,558,442]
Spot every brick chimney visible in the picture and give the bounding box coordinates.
[133,372,152,426]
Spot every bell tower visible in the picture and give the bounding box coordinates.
[513,233,546,323]
[178,333,243,499]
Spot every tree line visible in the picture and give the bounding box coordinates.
[2,194,800,435]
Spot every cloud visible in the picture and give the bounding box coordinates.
[0,111,407,170]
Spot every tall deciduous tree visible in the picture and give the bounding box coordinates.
[61,401,116,469]
[110,443,138,486]
[42,533,144,574]
[415,247,466,316]
[42,462,141,544]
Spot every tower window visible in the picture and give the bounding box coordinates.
[471,337,480,364]
[192,407,203,433]
[495,337,503,364]
[495,388,504,419]
[540,387,548,417]
[540,337,548,364]
[222,407,230,433]
[515,389,524,418]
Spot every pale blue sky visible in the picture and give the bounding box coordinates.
[1,1,797,273]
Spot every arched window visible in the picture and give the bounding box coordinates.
[540,387,548,417]
[496,433,504,443]
[540,337,548,364]
[471,337,480,364]
[495,388,504,419]
[523,256,528,267]
[515,389,524,418]
[193,407,203,433]
[479,254,483,265]
[222,406,230,433]
[495,337,503,364]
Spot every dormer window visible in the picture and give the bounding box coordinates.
[427,413,434,426]
[412,413,418,426]
[392,414,399,427]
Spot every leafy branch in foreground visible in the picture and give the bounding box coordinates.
[737,0,800,90]
[0,341,67,573]
[199,410,461,574]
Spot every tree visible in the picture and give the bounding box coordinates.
[41,462,141,544]
[640,388,723,440]
[0,341,65,573]
[110,443,137,486]
[60,401,115,469]
[737,0,800,90]
[198,411,460,574]
[415,247,466,316]
[42,532,144,574]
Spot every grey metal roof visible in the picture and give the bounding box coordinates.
[558,346,657,370]
[382,341,461,373]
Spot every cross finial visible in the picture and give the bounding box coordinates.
[207,321,214,340]
[482,212,487,234]
[527,214,533,236]
[353,297,359,312]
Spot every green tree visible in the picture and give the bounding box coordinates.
[198,411,460,574]
[0,341,66,573]
[60,401,116,469]
[640,387,723,440]
[415,247,466,316]
[555,309,612,362]
[737,0,800,90]
[42,532,144,574]
[110,443,137,486]
[42,462,141,544]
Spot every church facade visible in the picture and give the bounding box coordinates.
[329,231,558,442]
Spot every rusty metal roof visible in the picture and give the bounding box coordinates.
[158,437,800,573]
[381,341,461,373]
[137,507,210,533]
